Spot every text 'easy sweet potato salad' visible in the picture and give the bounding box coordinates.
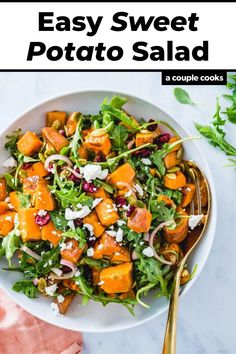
[0,96,206,316]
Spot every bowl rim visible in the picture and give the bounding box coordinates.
[0,88,217,332]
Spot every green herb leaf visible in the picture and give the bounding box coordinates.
[12,280,38,298]
[100,104,139,129]
[174,88,195,105]
[2,230,21,266]
[50,211,68,231]
[18,193,31,208]
[3,173,19,191]
[150,200,175,222]
[36,246,60,275]
[62,228,87,248]
[108,96,127,109]
[112,125,129,149]
[5,129,21,155]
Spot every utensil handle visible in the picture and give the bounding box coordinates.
[162,267,182,354]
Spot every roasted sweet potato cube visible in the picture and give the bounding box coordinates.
[168,136,182,152]
[23,176,40,197]
[127,208,152,233]
[17,131,43,156]
[135,132,153,147]
[60,239,85,264]
[107,163,135,187]
[18,208,41,242]
[96,198,119,226]
[63,279,80,292]
[164,151,181,169]
[88,187,107,199]
[26,162,48,178]
[46,111,67,127]
[164,171,186,190]
[41,220,62,245]
[53,286,76,315]
[35,179,55,211]
[181,183,196,208]
[0,178,8,201]
[0,211,16,236]
[84,132,111,156]
[42,127,69,152]
[0,201,9,215]
[83,211,105,238]
[78,145,88,160]
[99,262,133,294]
[9,191,21,211]
[66,112,81,136]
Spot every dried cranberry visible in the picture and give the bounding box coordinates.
[126,205,136,217]
[74,218,83,228]
[132,148,152,158]
[35,212,51,226]
[115,196,126,207]
[87,237,96,248]
[82,181,98,193]
[59,129,66,137]
[147,119,158,132]
[62,266,72,274]
[154,133,171,145]
[68,169,81,185]
[83,265,93,284]
[22,162,33,170]
[94,153,106,162]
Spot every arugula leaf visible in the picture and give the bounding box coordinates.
[50,211,68,231]
[2,230,21,266]
[3,173,19,191]
[12,280,38,298]
[18,193,31,208]
[77,193,93,208]
[150,200,175,222]
[0,239,6,258]
[152,151,166,175]
[100,104,139,129]
[36,246,60,275]
[62,228,87,248]
[195,99,236,155]
[173,88,195,105]
[75,274,136,314]
[108,96,127,109]
[70,115,83,158]
[112,125,129,149]
[80,256,109,269]
[5,129,21,155]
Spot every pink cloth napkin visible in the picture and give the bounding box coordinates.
[0,289,83,354]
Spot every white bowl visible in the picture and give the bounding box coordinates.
[0,90,217,332]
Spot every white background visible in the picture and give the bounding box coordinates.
[0,71,235,354]
[0,2,235,69]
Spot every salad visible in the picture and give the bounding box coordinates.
[0,96,205,316]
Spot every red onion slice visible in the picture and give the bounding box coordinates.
[149,221,173,265]
[44,154,73,171]
[21,245,41,261]
[66,167,82,179]
[127,139,135,150]
[33,278,39,286]
[50,259,77,280]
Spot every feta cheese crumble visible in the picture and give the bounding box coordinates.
[45,284,58,296]
[57,295,65,304]
[117,219,126,226]
[92,198,103,208]
[87,247,94,257]
[67,220,75,230]
[65,206,91,220]
[141,158,152,165]
[106,230,117,237]
[188,214,203,230]
[38,209,47,217]
[83,223,94,236]
[83,164,102,181]
[142,247,154,257]
[134,183,144,197]
[116,228,124,243]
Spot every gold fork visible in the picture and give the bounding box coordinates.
[162,160,211,354]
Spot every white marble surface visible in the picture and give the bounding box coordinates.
[0,72,235,354]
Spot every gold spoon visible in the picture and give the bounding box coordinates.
[162,160,211,354]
